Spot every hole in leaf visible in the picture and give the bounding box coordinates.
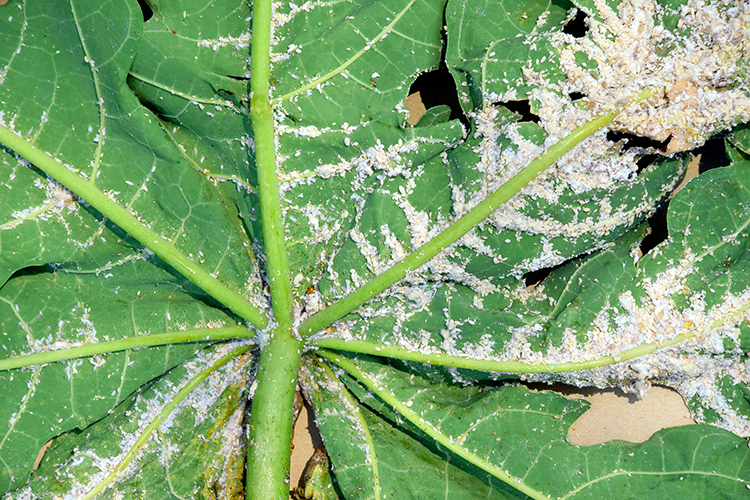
[8,264,54,280]
[568,91,586,101]
[407,66,468,128]
[562,9,588,38]
[136,0,154,21]
[226,74,250,82]
[523,260,568,288]
[559,384,695,445]
[639,140,731,256]
[634,154,658,176]
[639,201,670,256]
[494,100,540,123]
[607,130,673,152]
[694,137,730,174]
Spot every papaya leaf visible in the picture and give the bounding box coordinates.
[318,352,750,500]
[19,344,252,499]
[1,0,749,498]
[0,259,246,492]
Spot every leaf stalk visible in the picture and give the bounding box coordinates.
[0,325,253,372]
[312,329,694,373]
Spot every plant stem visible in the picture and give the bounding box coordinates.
[299,89,655,338]
[0,325,253,371]
[82,343,252,500]
[245,0,302,496]
[246,330,302,499]
[0,126,268,331]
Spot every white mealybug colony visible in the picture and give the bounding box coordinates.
[272,0,750,436]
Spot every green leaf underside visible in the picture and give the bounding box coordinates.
[302,359,527,500]
[0,0,264,304]
[127,0,260,247]
[19,344,252,499]
[272,0,462,295]
[0,0,749,498]
[275,0,691,303]
[0,259,242,492]
[315,154,750,437]
[318,352,750,499]
[446,0,574,112]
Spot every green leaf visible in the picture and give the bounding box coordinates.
[127,0,257,212]
[2,0,750,498]
[0,149,137,287]
[0,259,242,492]
[302,358,527,499]
[318,156,750,436]
[291,446,337,500]
[321,352,750,499]
[446,0,573,112]
[414,105,453,128]
[729,123,750,155]
[270,0,470,294]
[0,0,264,311]
[20,344,252,499]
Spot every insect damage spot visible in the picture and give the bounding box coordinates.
[694,137,731,174]
[639,138,731,255]
[225,74,250,82]
[136,0,153,21]
[8,265,53,280]
[606,130,673,153]
[522,259,568,289]
[493,100,540,123]
[407,66,468,128]
[568,91,586,101]
[639,201,669,256]
[562,9,589,38]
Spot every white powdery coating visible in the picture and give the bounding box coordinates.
[470,0,749,217]
[6,177,79,230]
[298,139,420,190]
[47,344,253,497]
[293,288,325,327]
[197,32,251,51]
[462,96,643,222]
[350,228,386,275]
[166,346,251,430]
[212,401,247,499]
[519,268,750,435]
[425,254,500,297]
[397,185,442,249]
[270,0,319,32]
[469,94,663,204]
[513,194,653,238]
[381,224,408,263]
[300,203,343,245]
[553,0,750,153]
